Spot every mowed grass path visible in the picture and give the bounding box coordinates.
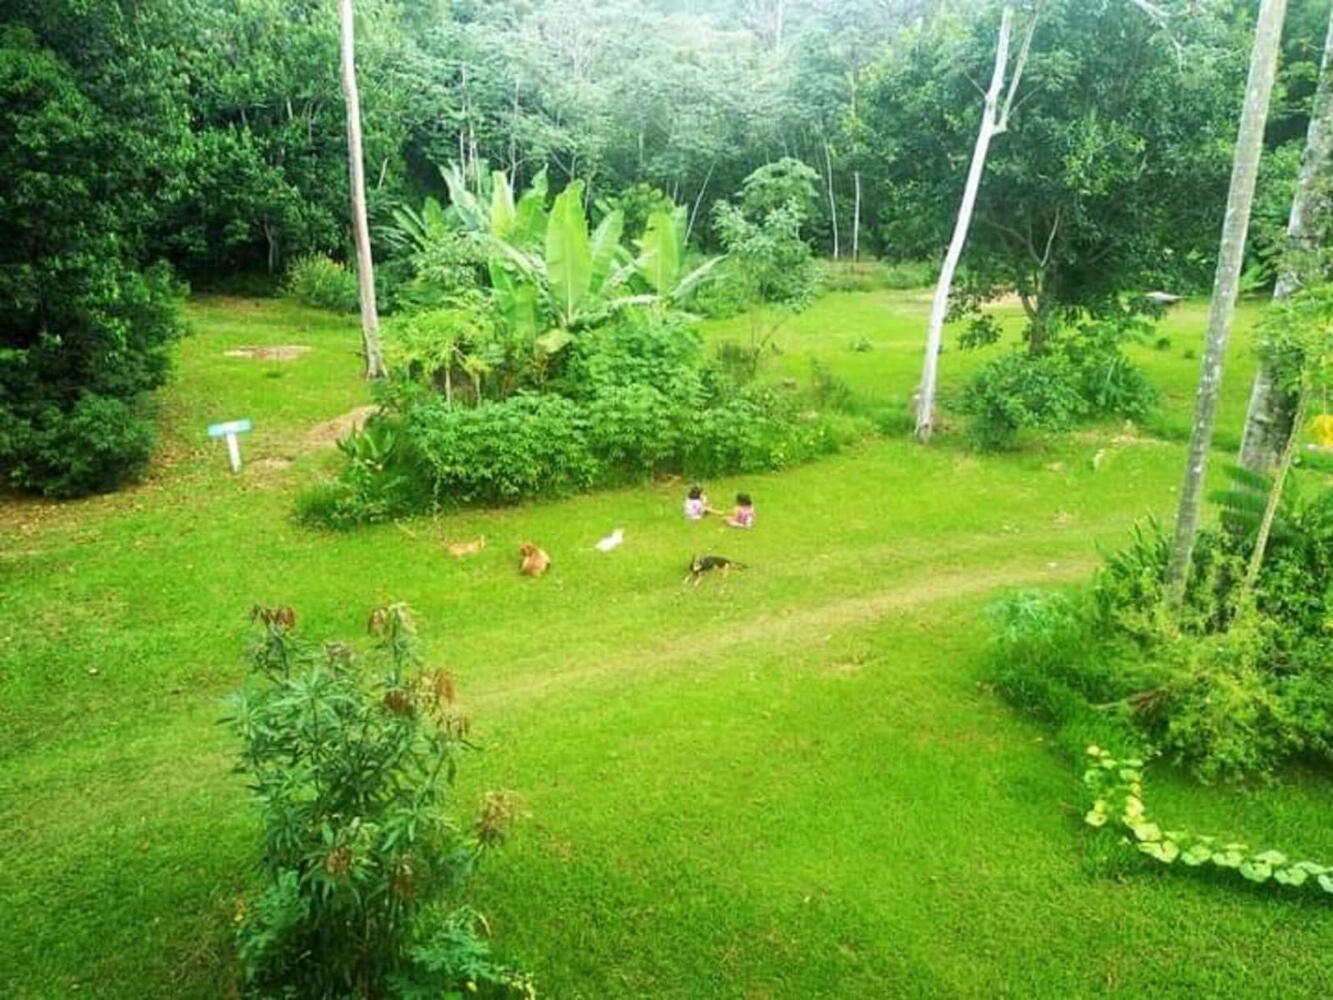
[2,291,1331,997]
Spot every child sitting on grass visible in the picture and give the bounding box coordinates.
[683,484,715,520]
[726,492,755,529]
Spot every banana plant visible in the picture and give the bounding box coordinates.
[634,206,724,307]
[486,180,655,354]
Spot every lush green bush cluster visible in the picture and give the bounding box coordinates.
[226,604,531,998]
[959,314,1157,449]
[284,254,360,313]
[988,468,1333,783]
[0,28,185,497]
[300,313,843,524]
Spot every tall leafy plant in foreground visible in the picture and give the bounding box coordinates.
[226,604,530,998]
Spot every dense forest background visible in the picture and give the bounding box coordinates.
[6,0,1328,279]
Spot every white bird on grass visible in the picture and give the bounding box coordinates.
[594,528,624,552]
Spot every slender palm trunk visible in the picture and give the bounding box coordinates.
[339,0,386,379]
[1166,0,1288,602]
[1238,8,1333,473]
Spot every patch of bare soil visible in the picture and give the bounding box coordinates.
[305,404,380,448]
[224,345,311,360]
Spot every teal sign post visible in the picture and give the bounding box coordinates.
[207,418,252,472]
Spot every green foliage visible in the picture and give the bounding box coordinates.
[305,305,843,522]
[284,255,360,313]
[405,393,599,505]
[959,351,1087,449]
[862,0,1245,322]
[709,161,824,377]
[959,313,1157,449]
[0,28,184,496]
[1006,459,1333,782]
[225,604,527,998]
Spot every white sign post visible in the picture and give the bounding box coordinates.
[207,419,253,472]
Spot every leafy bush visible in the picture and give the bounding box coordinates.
[957,308,1157,449]
[996,467,1333,782]
[0,31,185,496]
[303,310,844,523]
[959,351,1088,449]
[226,604,530,998]
[284,254,360,312]
[405,393,598,505]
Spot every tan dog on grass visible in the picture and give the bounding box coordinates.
[519,542,551,577]
[445,535,486,557]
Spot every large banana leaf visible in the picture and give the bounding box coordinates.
[589,209,624,295]
[489,170,516,237]
[489,261,540,340]
[545,180,592,325]
[512,168,549,247]
[635,207,684,295]
[440,163,486,232]
[672,255,725,303]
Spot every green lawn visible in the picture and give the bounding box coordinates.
[3,290,1331,998]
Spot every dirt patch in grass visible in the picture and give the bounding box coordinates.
[223,345,310,361]
[304,404,380,448]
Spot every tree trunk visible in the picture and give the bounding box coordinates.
[824,138,839,260]
[1165,0,1288,602]
[915,7,1015,442]
[1243,381,1310,596]
[1238,7,1333,473]
[339,0,386,380]
[852,170,862,263]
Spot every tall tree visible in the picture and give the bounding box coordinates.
[914,5,1035,442]
[1238,6,1333,473]
[1166,0,1289,602]
[340,0,387,379]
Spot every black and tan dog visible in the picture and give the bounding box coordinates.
[684,554,747,586]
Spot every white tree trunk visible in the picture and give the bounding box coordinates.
[1166,0,1288,601]
[339,0,386,380]
[915,7,1015,442]
[824,138,839,259]
[852,170,862,263]
[1238,6,1333,473]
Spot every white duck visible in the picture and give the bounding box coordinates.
[594,528,625,552]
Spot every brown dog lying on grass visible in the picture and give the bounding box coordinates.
[519,542,551,577]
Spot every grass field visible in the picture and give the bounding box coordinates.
[3,289,1332,998]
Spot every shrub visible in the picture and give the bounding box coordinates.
[959,350,1088,449]
[303,308,846,524]
[285,254,360,312]
[405,393,598,505]
[226,604,530,998]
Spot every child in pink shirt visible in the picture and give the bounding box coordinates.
[726,492,755,528]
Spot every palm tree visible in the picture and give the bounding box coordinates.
[1238,7,1333,473]
[1166,0,1289,602]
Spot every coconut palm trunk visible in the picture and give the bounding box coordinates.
[1238,7,1333,473]
[1165,0,1289,603]
[339,0,386,380]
